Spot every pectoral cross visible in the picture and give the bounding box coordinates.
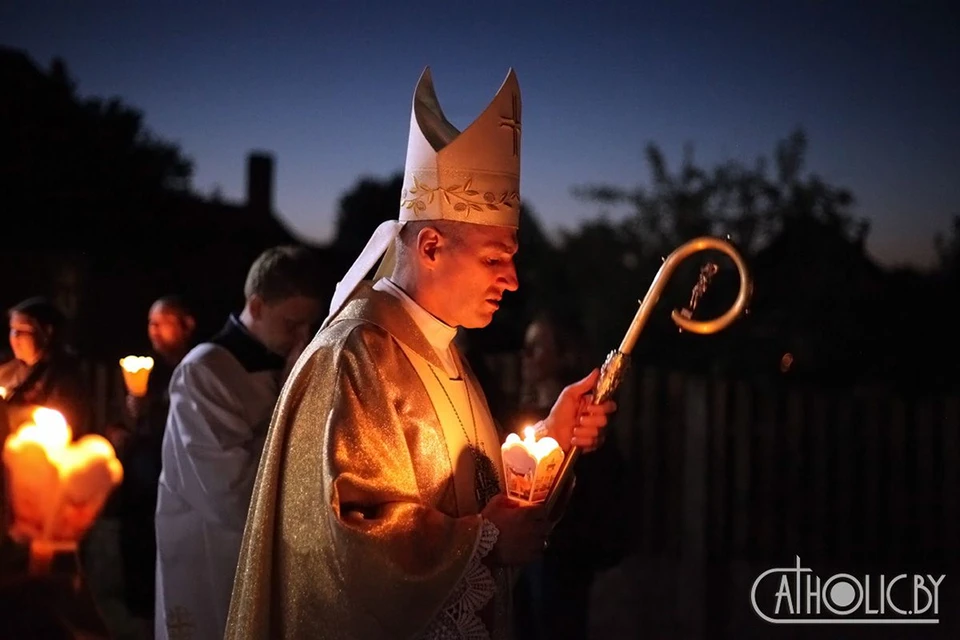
[472,446,501,509]
[499,93,521,157]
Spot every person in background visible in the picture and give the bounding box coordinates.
[154,245,327,640]
[512,311,629,640]
[0,296,88,436]
[117,296,196,634]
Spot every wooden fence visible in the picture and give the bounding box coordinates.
[616,368,958,568]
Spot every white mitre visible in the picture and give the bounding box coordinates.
[322,67,522,327]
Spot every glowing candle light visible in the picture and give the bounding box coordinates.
[2,407,123,572]
[119,355,154,397]
[500,425,564,504]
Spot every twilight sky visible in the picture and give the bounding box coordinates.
[3,0,957,268]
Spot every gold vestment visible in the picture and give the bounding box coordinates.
[226,283,510,639]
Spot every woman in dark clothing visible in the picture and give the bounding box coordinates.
[0,297,89,437]
[0,298,107,637]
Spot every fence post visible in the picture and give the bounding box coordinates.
[756,385,778,559]
[783,388,804,556]
[709,377,728,558]
[731,381,752,557]
[943,397,959,565]
[809,392,829,559]
[678,375,708,637]
[915,396,937,557]
[889,398,908,564]
[834,392,855,563]
[862,387,882,559]
[638,368,660,554]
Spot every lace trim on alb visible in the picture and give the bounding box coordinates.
[417,518,500,639]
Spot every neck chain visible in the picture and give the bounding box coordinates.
[425,361,500,508]
[425,363,481,454]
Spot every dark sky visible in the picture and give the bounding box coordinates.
[3,0,957,268]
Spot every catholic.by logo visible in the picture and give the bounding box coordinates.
[751,556,945,624]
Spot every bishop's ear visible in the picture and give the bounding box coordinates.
[247,294,264,321]
[417,226,442,264]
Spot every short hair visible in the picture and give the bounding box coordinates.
[8,296,65,330]
[396,219,467,264]
[244,245,327,304]
[151,295,194,319]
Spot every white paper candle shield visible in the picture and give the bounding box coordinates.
[119,355,154,397]
[500,426,564,504]
[2,407,123,545]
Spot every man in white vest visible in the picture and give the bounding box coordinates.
[154,246,326,640]
[226,68,618,640]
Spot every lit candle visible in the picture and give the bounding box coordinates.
[501,425,564,504]
[0,386,7,399]
[2,407,123,565]
[119,355,155,397]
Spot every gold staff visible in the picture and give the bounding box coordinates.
[544,235,753,513]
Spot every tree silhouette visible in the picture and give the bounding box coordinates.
[0,49,194,243]
[331,172,404,272]
[934,214,960,279]
[571,128,869,260]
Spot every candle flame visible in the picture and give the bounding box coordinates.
[0,385,7,399]
[5,407,122,482]
[504,424,561,464]
[119,355,154,373]
[8,407,72,451]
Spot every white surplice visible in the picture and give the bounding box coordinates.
[154,315,284,640]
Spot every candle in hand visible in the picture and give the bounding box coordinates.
[3,407,123,545]
[119,355,154,398]
[501,425,564,504]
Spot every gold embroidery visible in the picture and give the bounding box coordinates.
[166,606,195,640]
[499,92,521,156]
[401,176,519,214]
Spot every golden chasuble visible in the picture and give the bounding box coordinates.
[225,282,512,640]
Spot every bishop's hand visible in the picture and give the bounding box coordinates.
[542,368,617,452]
[481,494,550,566]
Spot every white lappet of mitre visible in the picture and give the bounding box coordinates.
[322,67,522,326]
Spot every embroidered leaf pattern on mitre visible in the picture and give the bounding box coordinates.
[401,177,519,216]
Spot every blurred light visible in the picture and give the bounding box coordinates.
[780,352,794,373]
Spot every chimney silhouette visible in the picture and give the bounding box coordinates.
[246,151,274,213]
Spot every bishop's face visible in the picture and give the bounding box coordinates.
[434,224,519,329]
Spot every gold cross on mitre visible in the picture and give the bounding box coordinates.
[499,92,521,157]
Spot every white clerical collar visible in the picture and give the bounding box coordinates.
[373,278,460,369]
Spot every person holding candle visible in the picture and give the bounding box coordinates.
[113,296,196,633]
[0,297,89,438]
[153,247,327,640]
[225,68,618,640]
